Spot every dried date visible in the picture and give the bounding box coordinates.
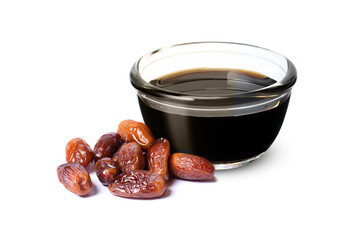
[112,147,121,163]
[95,157,120,186]
[65,138,94,169]
[57,163,92,196]
[108,170,166,199]
[147,138,170,181]
[117,119,154,150]
[94,132,124,161]
[169,153,215,181]
[117,142,145,172]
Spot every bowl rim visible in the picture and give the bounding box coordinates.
[130,41,297,101]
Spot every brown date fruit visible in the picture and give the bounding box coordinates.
[95,157,120,186]
[169,153,215,181]
[117,119,155,150]
[65,138,94,169]
[147,138,170,181]
[57,163,92,196]
[93,132,124,162]
[112,145,143,165]
[109,170,166,199]
[118,142,145,172]
[112,147,121,163]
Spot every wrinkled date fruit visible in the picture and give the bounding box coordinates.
[118,142,145,172]
[57,163,92,196]
[112,147,121,163]
[109,170,166,199]
[117,119,154,150]
[65,138,94,169]
[169,153,215,181]
[94,132,125,161]
[147,138,170,181]
[95,157,120,186]
[112,145,142,165]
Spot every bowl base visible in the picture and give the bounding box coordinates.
[213,152,265,170]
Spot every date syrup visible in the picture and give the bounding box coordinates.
[139,69,290,163]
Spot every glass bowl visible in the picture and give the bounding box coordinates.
[130,42,297,170]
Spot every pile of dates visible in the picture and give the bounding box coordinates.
[57,119,215,199]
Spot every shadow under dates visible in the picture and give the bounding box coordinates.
[168,175,218,185]
[102,176,218,200]
[114,188,172,201]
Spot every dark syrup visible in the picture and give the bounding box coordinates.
[139,69,289,163]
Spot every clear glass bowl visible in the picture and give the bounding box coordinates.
[130,42,297,170]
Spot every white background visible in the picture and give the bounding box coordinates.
[1,0,359,239]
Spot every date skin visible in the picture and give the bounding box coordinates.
[94,132,124,162]
[66,138,94,169]
[147,138,170,181]
[95,157,120,186]
[112,147,121,163]
[112,146,146,164]
[117,120,154,150]
[57,163,92,196]
[109,170,166,199]
[169,153,215,181]
[118,142,145,172]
